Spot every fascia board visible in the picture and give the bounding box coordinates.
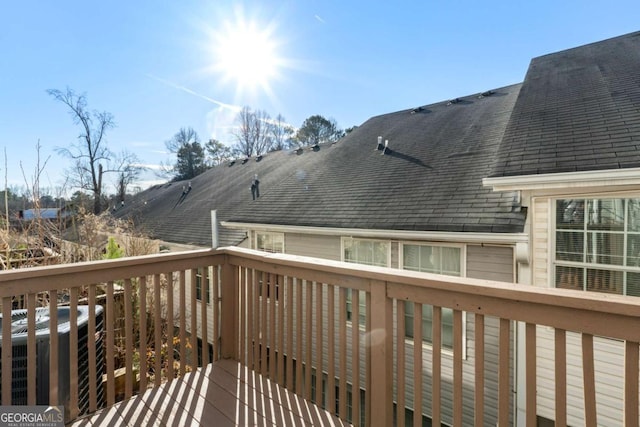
[221,221,528,244]
[483,168,640,192]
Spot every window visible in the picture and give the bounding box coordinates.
[402,243,463,350]
[256,232,284,253]
[343,238,389,267]
[403,244,461,276]
[555,198,640,296]
[342,238,390,325]
[195,268,210,303]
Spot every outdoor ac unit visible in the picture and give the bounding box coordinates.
[0,305,105,417]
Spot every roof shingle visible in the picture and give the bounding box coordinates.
[491,31,640,177]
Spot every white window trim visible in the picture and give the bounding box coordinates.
[340,237,391,329]
[341,236,392,267]
[195,266,213,305]
[254,231,285,253]
[399,242,467,358]
[551,195,640,295]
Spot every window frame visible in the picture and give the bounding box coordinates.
[553,196,640,296]
[341,237,391,268]
[255,231,285,253]
[195,267,211,304]
[399,242,467,355]
[341,237,391,326]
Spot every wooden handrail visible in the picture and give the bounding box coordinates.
[0,246,637,426]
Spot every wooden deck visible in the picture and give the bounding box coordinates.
[69,359,351,426]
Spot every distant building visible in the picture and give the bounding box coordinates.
[18,206,75,222]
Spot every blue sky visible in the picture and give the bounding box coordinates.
[1,1,638,194]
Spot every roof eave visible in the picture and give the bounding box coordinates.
[221,222,528,244]
[483,168,640,192]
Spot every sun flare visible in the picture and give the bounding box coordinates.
[212,18,281,93]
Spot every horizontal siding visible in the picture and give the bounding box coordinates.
[532,197,550,289]
[536,328,626,426]
[467,245,514,282]
[172,268,216,344]
[285,233,342,261]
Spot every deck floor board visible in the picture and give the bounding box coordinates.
[69,359,350,426]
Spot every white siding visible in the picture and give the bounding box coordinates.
[535,329,626,426]
[531,197,551,289]
[532,195,628,426]
[467,245,514,282]
[171,268,216,345]
[284,233,342,260]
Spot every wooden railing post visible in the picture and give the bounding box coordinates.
[369,280,393,426]
[220,255,239,360]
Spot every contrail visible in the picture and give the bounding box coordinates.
[146,74,242,111]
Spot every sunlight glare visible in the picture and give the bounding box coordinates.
[213,18,281,93]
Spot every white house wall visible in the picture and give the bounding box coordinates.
[531,194,631,426]
[284,233,342,261]
[170,268,217,348]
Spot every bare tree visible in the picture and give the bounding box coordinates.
[112,150,144,204]
[232,106,255,157]
[48,88,115,214]
[253,109,273,156]
[270,114,295,151]
[232,107,275,157]
[165,127,198,154]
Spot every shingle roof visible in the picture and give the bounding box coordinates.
[491,31,640,177]
[117,84,526,246]
[228,84,526,234]
[115,147,336,247]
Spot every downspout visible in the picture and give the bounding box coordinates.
[211,210,218,248]
[514,192,532,427]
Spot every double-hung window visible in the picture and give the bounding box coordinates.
[555,198,640,296]
[342,238,390,325]
[402,243,463,350]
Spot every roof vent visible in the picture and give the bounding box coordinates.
[447,98,461,106]
[376,136,384,150]
[381,139,389,155]
[478,90,495,99]
[228,159,236,167]
[411,106,425,114]
[241,157,249,164]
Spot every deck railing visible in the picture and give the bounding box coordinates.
[0,248,224,423]
[0,247,639,426]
